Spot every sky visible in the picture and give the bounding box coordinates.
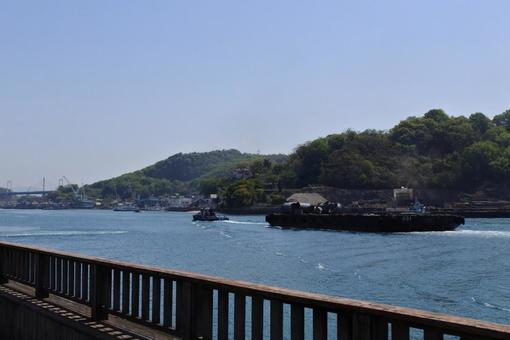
[1,1,509,189]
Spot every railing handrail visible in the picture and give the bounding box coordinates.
[1,240,509,339]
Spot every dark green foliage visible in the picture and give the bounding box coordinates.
[86,108,510,204]
[143,149,249,181]
[285,109,510,191]
[224,180,257,207]
[493,110,510,131]
[87,150,287,200]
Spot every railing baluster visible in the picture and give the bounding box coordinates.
[218,290,229,340]
[15,250,20,279]
[152,276,161,324]
[8,249,12,279]
[353,314,372,340]
[338,313,353,340]
[113,269,121,311]
[122,270,130,315]
[18,250,22,279]
[373,317,388,340]
[163,278,173,328]
[63,259,69,295]
[26,251,30,282]
[74,262,81,298]
[69,261,75,296]
[28,252,32,282]
[313,307,327,340]
[82,263,89,302]
[252,295,264,340]
[56,257,62,292]
[234,293,246,340]
[291,304,304,340]
[132,273,140,318]
[270,300,283,340]
[0,247,7,284]
[48,256,54,291]
[106,269,112,310]
[191,284,212,339]
[142,274,150,321]
[35,253,49,299]
[14,250,21,280]
[90,264,108,320]
[176,281,192,339]
[391,321,410,340]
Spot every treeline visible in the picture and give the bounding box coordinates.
[83,109,510,206]
[281,109,510,191]
[85,150,287,200]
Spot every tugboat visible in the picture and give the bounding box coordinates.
[266,200,464,232]
[193,208,229,221]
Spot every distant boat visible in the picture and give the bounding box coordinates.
[113,203,140,212]
[193,208,229,221]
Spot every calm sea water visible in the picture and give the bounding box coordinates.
[0,209,509,325]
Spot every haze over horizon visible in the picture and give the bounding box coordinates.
[1,1,509,189]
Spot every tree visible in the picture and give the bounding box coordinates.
[289,138,330,186]
[461,141,500,183]
[224,180,257,207]
[424,109,449,122]
[198,178,223,196]
[493,109,510,131]
[469,112,491,135]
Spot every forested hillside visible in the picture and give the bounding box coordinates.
[282,109,510,191]
[83,109,510,205]
[85,150,287,199]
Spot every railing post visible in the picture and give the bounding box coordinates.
[338,313,353,340]
[0,247,8,284]
[91,263,108,320]
[35,253,49,298]
[176,281,192,340]
[191,283,213,340]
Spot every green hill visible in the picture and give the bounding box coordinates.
[282,109,510,192]
[85,149,287,199]
[83,108,510,206]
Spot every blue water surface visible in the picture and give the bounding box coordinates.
[0,209,509,325]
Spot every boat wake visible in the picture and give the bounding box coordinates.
[222,220,267,225]
[0,230,128,238]
[472,297,510,313]
[410,230,510,238]
[219,231,232,238]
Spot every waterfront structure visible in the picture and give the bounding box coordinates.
[1,241,509,339]
[166,195,194,208]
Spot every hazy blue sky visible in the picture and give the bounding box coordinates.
[1,1,509,188]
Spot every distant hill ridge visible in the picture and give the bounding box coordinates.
[86,149,287,199]
[83,108,510,203]
[141,149,283,182]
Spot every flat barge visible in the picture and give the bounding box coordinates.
[265,213,464,232]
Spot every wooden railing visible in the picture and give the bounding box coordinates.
[0,241,509,340]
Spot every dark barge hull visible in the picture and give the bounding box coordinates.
[265,213,464,232]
